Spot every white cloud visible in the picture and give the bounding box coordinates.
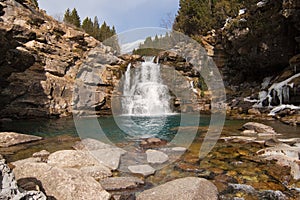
[121,39,145,54]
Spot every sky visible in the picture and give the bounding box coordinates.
[39,0,180,33]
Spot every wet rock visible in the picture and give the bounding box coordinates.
[99,177,144,191]
[171,147,187,152]
[0,132,42,147]
[248,108,261,116]
[264,138,281,147]
[32,150,50,162]
[175,163,204,173]
[0,159,47,200]
[242,122,276,134]
[241,130,257,136]
[140,138,167,148]
[128,165,156,177]
[228,183,256,194]
[220,136,256,143]
[12,161,111,200]
[257,144,300,179]
[136,177,218,200]
[258,190,287,200]
[146,149,169,164]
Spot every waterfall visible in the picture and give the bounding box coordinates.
[121,57,172,116]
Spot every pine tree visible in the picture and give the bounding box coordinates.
[63,8,71,24]
[93,16,100,37]
[82,17,93,35]
[70,8,81,28]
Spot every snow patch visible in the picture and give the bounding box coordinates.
[268,105,300,116]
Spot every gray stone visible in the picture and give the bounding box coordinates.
[100,177,144,191]
[73,138,126,170]
[0,132,42,147]
[128,165,156,176]
[13,162,110,200]
[89,148,125,170]
[146,149,169,164]
[136,177,218,200]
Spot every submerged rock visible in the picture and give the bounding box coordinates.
[0,132,42,147]
[146,149,169,164]
[140,138,168,148]
[99,177,144,191]
[257,144,300,180]
[128,164,156,177]
[136,177,218,200]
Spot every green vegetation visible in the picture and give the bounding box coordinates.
[173,0,255,36]
[63,8,116,42]
[31,0,38,7]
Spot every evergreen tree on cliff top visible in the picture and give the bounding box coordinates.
[63,8,81,28]
[173,0,244,35]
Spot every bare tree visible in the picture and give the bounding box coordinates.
[160,12,175,29]
[53,13,63,22]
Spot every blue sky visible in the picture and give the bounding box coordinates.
[39,0,180,33]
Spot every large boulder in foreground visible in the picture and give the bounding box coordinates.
[0,159,46,199]
[12,161,110,200]
[136,177,218,200]
[0,132,42,147]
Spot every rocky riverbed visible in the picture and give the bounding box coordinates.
[0,121,299,199]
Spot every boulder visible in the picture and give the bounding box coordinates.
[242,122,276,134]
[0,159,47,200]
[146,149,169,164]
[128,165,156,177]
[136,177,218,200]
[79,165,112,181]
[99,177,144,191]
[12,161,111,200]
[47,150,100,168]
[0,132,42,147]
[73,138,126,170]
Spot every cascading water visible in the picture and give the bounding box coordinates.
[122,57,172,116]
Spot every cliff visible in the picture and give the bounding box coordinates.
[0,0,123,119]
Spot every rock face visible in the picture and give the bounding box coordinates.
[0,159,47,200]
[136,177,218,200]
[0,0,122,119]
[220,0,299,83]
[0,132,42,147]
